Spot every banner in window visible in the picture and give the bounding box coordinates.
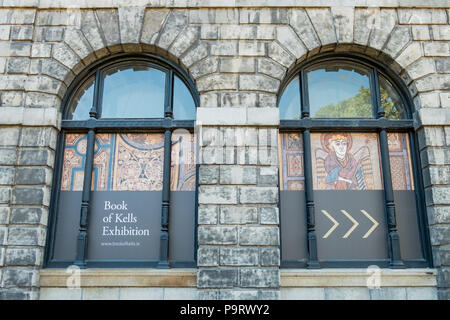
[278,133,308,266]
[52,132,196,265]
[388,133,423,261]
[278,131,425,266]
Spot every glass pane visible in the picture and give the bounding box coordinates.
[278,133,304,190]
[388,132,423,260]
[89,133,164,261]
[279,77,300,120]
[311,133,383,190]
[109,133,165,191]
[55,132,197,263]
[388,133,414,190]
[278,132,308,265]
[311,133,388,262]
[60,133,165,191]
[307,64,373,118]
[55,133,88,260]
[101,65,166,119]
[170,131,196,263]
[67,76,95,120]
[171,130,196,191]
[173,76,196,120]
[61,133,87,191]
[380,75,407,119]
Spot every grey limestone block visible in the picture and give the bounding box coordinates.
[198,268,238,288]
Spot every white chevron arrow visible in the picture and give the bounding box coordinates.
[340,210,359,238]
[321,210,339,238]
[360,209,379,238]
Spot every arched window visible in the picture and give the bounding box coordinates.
[278,54,431,268]
[45,55,199,268]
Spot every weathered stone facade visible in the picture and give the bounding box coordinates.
[0,0,448,300]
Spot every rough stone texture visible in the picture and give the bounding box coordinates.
[288,9,320,51]
[220,206,258,225]
[306,8,336,46]
[39,287,199,300]
[368,9,397,51]
[198,269,238,288]
[0,4,447,301]
[94,10,120,50]
[156,10,187,50]
[331,7,354,44]
[275,26,306,59]
[197,125,281,298]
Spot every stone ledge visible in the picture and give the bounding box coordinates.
[281,269,437,288]
[40,269,197,288]
[40,268,437,288]
[0,107,60,129]
[6,0,449,9]
[196,107,279,126]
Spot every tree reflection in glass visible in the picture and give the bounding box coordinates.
[307,64,373,118]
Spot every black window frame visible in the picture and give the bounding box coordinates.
[44,53,200,269]
[278,53,433,269]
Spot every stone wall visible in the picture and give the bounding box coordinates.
[0,1,448,299]
[38,268,438,300]
[196,117,280,299]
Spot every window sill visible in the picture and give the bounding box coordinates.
[40,268,437,288]
[280,268,437,287]
[40,269,196,288]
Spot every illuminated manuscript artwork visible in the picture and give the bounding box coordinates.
[278,132,304,190]
[388,133,414,190]
[113,134,164,191]
[311,133,383,190]
[93,134,114,191]
[61,133,87,191]
[61,133,196,192]
[171,132,196,191]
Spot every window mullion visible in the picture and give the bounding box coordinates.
[74,69,102,268]
[302,129,320,268]
[159,67,174,268]
[300,69,319,268]
[373,68,405,268]
[371,69,384,119]
[300,68,319,268]
[158,128,172,268]
[379,129,405,268]
[90,69,104,119]
[74,128,96,268]
[300,70,309,118]
[165,69,174,117]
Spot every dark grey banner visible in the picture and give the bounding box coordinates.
[169,191,196,262]
[394,190,423,260]
[280,191,308,264]
[87,191,162,261]
[280,190,423,264]
[53,191,195,263]
[315,190,388,261]
[53,191,81,261]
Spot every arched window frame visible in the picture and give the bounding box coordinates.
[44,53,200,269]
[278,53,432,269]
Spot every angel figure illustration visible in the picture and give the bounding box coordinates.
[315,133,375,190]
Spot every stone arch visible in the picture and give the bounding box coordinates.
[57,42,200,115]
[44,8,205,112]
[274,43,418,118]
[266,7,430,114]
